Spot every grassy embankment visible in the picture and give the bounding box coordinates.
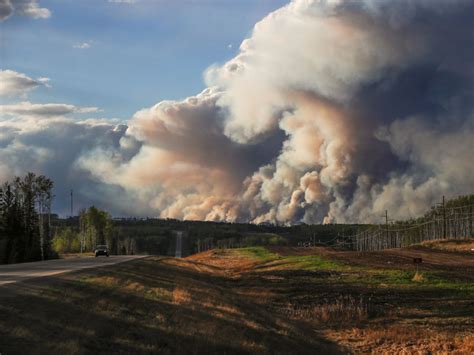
[236,244,474,353]
[1,239,473,354]
[0,255,342,354]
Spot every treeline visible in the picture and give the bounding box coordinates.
[0,173,55,264]
[52,216,364,257]
[103,219,362,256]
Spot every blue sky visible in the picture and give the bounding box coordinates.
[1,0,288,119]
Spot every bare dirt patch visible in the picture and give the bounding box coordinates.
[185,249,261,276]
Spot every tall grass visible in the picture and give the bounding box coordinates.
[284,295,379,324]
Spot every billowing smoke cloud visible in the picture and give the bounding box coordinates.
[1,0,473,223]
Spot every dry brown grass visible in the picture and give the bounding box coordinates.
[411,271,424,282]
[2,246,473,354]
[421,237,474,252]
[5,256,340,354]
[185,249,260,276]
[252,246,474,353]
[284,295,378,324]
[326,325,474,354]
[172,286,192,305]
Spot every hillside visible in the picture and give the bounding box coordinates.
[1,241,473,353]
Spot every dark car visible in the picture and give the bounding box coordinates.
[94,245,110,257]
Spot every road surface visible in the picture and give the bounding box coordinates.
[0,255,147,286]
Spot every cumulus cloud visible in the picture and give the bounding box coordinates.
[0,0,50,21]
[0,70,50,98]
[2,0,473,222]
[0,102,142,216]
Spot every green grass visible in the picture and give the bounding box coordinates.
[237,247,474,295]
[282,255,346,271]
[237,247,347,271]
[344,268,474,293]
[238,247,280,261]
[417,272,474,292]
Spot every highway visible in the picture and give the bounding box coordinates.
[0,255,147,286]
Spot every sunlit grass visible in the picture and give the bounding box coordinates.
[283,255,345,271]
[237,247,280,261]
[235,246,474,294]
[2,249,472,354]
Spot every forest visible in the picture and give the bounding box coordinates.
[0,173,54,264]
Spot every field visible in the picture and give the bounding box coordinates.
[1,239,473,354]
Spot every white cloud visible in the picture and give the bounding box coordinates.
[0,0,50,21]
[0,101,101,117]
[15,0,49,19]
[0,111,141,216]
[0,69,50,98]
[73,42,92,49]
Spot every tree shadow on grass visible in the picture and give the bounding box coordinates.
[0,257,346,354]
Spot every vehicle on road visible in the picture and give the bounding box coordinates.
[94,245,110,257]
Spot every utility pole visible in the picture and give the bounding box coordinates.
[380,210,392,249]
[470,204,473,237]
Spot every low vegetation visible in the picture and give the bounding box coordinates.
[420,237,474,252]
[3,242,472,353]
[0,256,342,353]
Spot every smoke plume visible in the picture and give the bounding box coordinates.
[1,0,473,223]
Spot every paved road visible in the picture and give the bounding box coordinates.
[0,255,147,286]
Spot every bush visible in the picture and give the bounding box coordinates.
[52,228,81,254]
